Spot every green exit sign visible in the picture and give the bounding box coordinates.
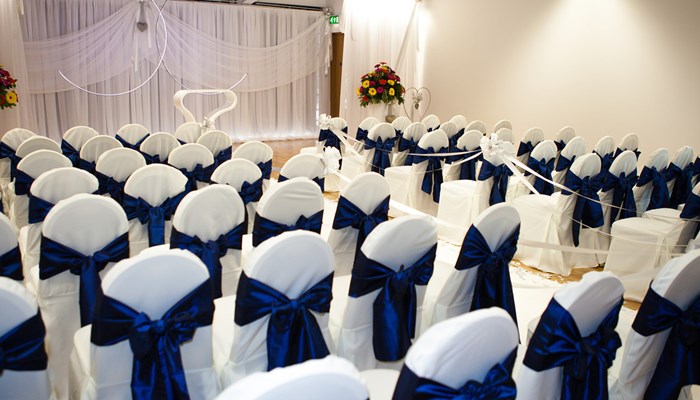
[329,15,339,25]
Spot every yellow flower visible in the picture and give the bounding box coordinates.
[389,88,395,96]
[388,80,395,86]
[356,87,361,95]
[368,88,377,96]
[5,91,17,105]
[362,80,370,88]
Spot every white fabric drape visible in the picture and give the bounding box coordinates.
[20,0,330,141]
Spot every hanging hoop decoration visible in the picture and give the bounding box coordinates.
[402,87,432,122]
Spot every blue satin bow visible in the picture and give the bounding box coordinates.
[637,166,670,211]
[632,288,700,400]
[318,128,341,151]
[692,157,700,182]
[94,171,126,205]
[457,151,481,181]
[399,136,419,166]
[142,152,166,165]
[412,146,446,203]
[332,195,389,255]
[614,147,641,160]
[555,154,576,173]
[234,271,333,370]
[455,224,519,327]
[78,158,97,174]
[239,177,264,205]
[123,191,186,247]
[115,133,149,151]
[277,174,325,192]
[60,139,80,167]
[681,192,700,220]
[213,146,232,168]
[27,194,55,224]
[666,162,694,209]
[562,172,604,247]
[348,244,436,361]
[595,151,614,182]
[13,168,35,196]
[178,163,215,193]
[446,130,465,163]
[523,298,623,400]
[252,210,323,247]
[478,160,513,206]
[257,160,272,181]
[0,312,48,375]
[364,136,395,176]
[555,140,566,152]
[0,246,22,280]
[91,281,214,400]
[39,232,130,326]
[602,170,638,222]
[525,156,555,195]
[169,224,243,299]
[0,141,20,180]
[517,141,536,157]
[392,351,517,400]
[356,127,369,144]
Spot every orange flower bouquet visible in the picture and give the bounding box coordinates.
[0,65,18,110]
[356,62,405,107]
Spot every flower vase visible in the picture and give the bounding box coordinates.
[384,101,397,123]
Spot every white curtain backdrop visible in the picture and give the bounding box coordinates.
[338,0,420,130]
[20,0,330,141]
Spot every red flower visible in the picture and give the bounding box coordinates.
[379,79,387,85]
[362,96,369,102]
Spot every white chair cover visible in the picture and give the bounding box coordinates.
[593,136,616,158]
[342,123,395,180]
[465,120,487,135]
[279,153,326,190]
[211,158,263,235]
[32,194,128,400]
[509,140,557,201]
[352,117,380,154]
[633,147,670,213]
[168,143,216,191]
[327,172,390,276]
[0,128,36,209]
[494,127,515,144]
[172,184,245,296]
[138,132,181,164]
[553,136,587,189]
[16,136,61,160]
[665,146,695,204]
[197,130,233,161]
[617,132,640,156]
[516,127,544,165]
[554,126,576,156]
[421,114,441,132]
[62,126,99,158]
[232,141,274,191]
[0,277,53,400]
[391,121,427,167]
[391,116,411,143]
[94,148,147,187]
[0,213,18,277]
[70,248,218,400]
[331,215,437,371]
[442,129,484,184]
[517,271,624,399]
[175,121,203,144]
[216,231,334,386]
[493,119,513,132]
[450,114,468,132]
[115,124,149,149]
[216,356,367,400]
[77,136,122,172]
[404,129,449,216]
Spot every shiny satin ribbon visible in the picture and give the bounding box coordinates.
[94,170,126,205]
[555,154,576,173]
[0,246,22,280]
[399,136,419,166]
[458,150,481,181]
[332,195,389,254]
[142,152,166,165]
[412,146,446,203]
[601,170,638,222]
[594,151,614,182]
[234,271,332,370]
[516,141,536,157]
[27,194,55,224]
[60,139,80,167]
[355,127,369,144]
[13,168,34,196]
[523,297,623,400]
[123,191,186,247]
[392,350,517,400]
[213,146,232,168]
[561,172,604,247]
[364,136,395,176]
[555,140,566,152]
[238,177,263,205]
[632,288,700,400]
[169,223,244,298]
[613,147,641,160]
[78,158,97,174]
[525,156,555,195]
[252,210,323,247]
[637,166,669,211]
[455,224,519,327]
[665,162,694,209]
[478,160,513,206]
[277,174,325,192]
[0,141,20,180]
[257,160,273,181]
[178,163,215,193]
[318,128,341,151]
[680,192,700,230]
[348,244,436,361]
[692,157,700,182]
[39,232,130,326]
[90,281,214,400]
[446,130,465,163]
[115,133,149,151]
[0,312,49,374]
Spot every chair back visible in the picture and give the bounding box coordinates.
[358,116,379,131]
[410,129,449,211]
[593,135,615,157]
[332,117,348,132]
[600,150,638,223]
[16,136,60,159]
[139,132,181,163]
[279,154,325,184]
[456,129,483,151]
[394,122,427,166]
[517,127,544,162]
[197,130,232,159]
[634,147,670,212]
[462,120,484,135]
[450,114,468,131]
[0,214,19,281]
[553,136,587,186]
[0,129,35,181]
[95,148,147,183]
[78,135,122,171]
[174,121,202,143]
[232,141,274,187]
[211,158,263,233]
[522,140,557,195]
[555,126,576,150]
[493,127,514,144]
[618,132,640,154]
[493,119,512,132]
[168,143,215,189]
[421,114,441,131]
[62,126,99,151]
[364,123,396,174]
[116,124,149,141]
[439,121,458,140]
[391,116,411,137]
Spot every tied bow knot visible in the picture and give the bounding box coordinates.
[95,171,126,204]
[332,195,390,253]
[666,162,694,209]
[478,160,513,206]
[399,136,419,166]
[318,128,341,151]
[566,326,620,381]
[129,311,198,360]
[0,312,48,375]
[252,210,324,247]
[516,141,535,157]
[60,139,80,167]
[257,160,272,180]
[525,156,555,195]
[123,192,185,247]
[562,172,605,247]
[364,136,395,176]
[115,133,149,151]
[412,146,446,203]
[602,171,638,221]
[179,163,214,193]
[238,177,263,204]
[356,127,369,143]
[637,166,670,211]
[0,142,20,180]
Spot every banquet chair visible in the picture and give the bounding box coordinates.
[440,121,462,177]
[61,126,99,167]
[252,177,324,247]
[423,203,520,330]
[331,215,437,370]
[327,172,390,276]
[168,143,215,193]
[405,129,449,216]
[611,249,700,400]
[9,150,71,229]
[216,231,335,386]
[592,135,616,181]
[552,136,586,188]
[16,135,61,161]
[216,356,368,400]
[93,147,146,205]
[443,129,484,183]
[517,271,624,399]
[30,194,129,400]
[392,121,427,167]
[314,116,348,154]
[0,213,20,280]
[232,140,273,191]
[70,248,218,400]
[211,158,263,235]
[664,145,695,209]
[279,153,326,191]
[493,119,513,132]
[0,128,36,211]
[0,277,52,400]
[516,127,544,166]
[392,117,412,140]
[352,116,380,154]
[509,139,557,200]
[450,114,468,133]
[342,122,395,179]
[171,184,245,297]
[197,129,233,168]
[513,153,603,275]
[138,132,181,164]
[122,164,188,255]
[115,123,149,150]
[554,126,576,161]
[633,147,670,213]
[421,114,441,132]
[175,121,203,144]
[77,135,122,173]
[465,119,487,135]
[493,127,515,144]
[615,132,640,159]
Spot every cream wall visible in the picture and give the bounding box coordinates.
[420,0,700,156]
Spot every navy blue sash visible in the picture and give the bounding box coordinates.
[0,312,48,374]
[562,172,604,246]
[594,151,614,182]
[632,288,700,400]
[681,192,700,220]
[252,210,323,247]
[78,158,97,174]
[523,298,623,400]
[516,141,535,157]
[142,153,166,165]
[0,245,22,280]
[478,160,513,206]
[614,147,641,160]
[213,146,232,168]
[39,232,130,326]
[318,128,341,151]
[356,127,369,143]
[525,157,555,195]
[27,194,55,224]
[399,136,419,166]
[601,170,638,222]
[0,142,20,180]
[394,128,404,144]
[178,163,215,193]
[348,244,436,361]
[666,162,694,209]
[169,223,244,299]
[555,154,576,173]
[234,271,332,370]
[637,166,669,211]
[115,133,149,151]
[257,160,272,181]
[13,168,34,196]
[239,176,263,205]
[412,146,446,203]
[91,281,213,400]
[692,157,700,182]
[60,139,80,167]
[122,191,186,247]
[446,130,465,163]
[364,136,395,176]
[455,225,519,327]
[277,174,325,192]
[332,195,389,254]
[555,140,566,152]
[95,171,126,205]
[458,151,480,181]
[392,350,517,400]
